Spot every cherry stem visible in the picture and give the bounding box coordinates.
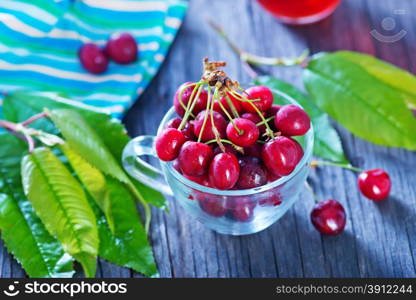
[311,160,363,173]
[257,116,275,127]
[224,92,240,118]
[207,19,309,67]
[210,87,225,152]
[206,19,258,78]
[216,95,242,135]
[304,181,320,204]
[21,112,48,126]
[178,83,203,131]
[197,85,213,143]
[177,82,200,119]
[205,138,234,146]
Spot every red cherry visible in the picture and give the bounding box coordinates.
[275,104,311,136]
[213,144,236,156]
[243,143,263,159]
[182,121,196,141]
[267,171,281,183]
[229,197,255,222]
[261,136,303,176]
[209,153,240,190]
[198,195,227,217]
[183,174,211,187]
[105,32,138,64]
[213,93,243,116]
[155,128,186,161]
[173,82,208,117]
[178,141,213,176]
[78,43,108,74]
[358,169,391,201]
[172,159,181,173]
[241,112,266,135]
[236,157,267,189]
[226,118,259,147]
[311,199,346,235]
[267,104,282,117]
[193,110,227,142]
[165,117,195,141]
[165,117,182,129]
[241,86,273,113]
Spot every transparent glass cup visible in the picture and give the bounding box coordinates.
[122,89,314,235]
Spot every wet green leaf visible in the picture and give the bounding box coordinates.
[0,134,73,278]
[304,52,416,150]
[21,147,99,277]
[335,51,416,109]
[91,176,158,277]
[60,143,115,234]
[3,92,166,209]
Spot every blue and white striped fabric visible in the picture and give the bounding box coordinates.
[0,0,187,118]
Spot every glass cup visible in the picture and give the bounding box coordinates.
[122,89,314,235]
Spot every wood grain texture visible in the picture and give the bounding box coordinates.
[1,0,415,278]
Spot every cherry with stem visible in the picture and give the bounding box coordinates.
[209,86,226,152]
[215,92,242,135]
[224,93,240,118]
[178,83,204,130]
[197,85,213,143]
[229,90,275,139]
[177,81,202,119]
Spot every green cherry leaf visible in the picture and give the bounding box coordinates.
[0,135,74,278]
[21,147,99,277]
[303,52,416,150]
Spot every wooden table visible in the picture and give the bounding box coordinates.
[2,0,415,278]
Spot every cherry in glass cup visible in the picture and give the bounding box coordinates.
[122,89,314,235]
[257,0,341,25]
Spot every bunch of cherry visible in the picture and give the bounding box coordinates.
[155,59,392,232]
[157,83,309,189]
[155,59,310,223]
[78,32,138,74]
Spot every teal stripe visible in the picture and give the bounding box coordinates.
[13,0,67,17]
[71,7,166,29]
[0,76,129,96]
[0,9,52,32]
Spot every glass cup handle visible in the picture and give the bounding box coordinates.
[122,135,173,196]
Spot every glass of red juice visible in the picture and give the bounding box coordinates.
[257,0,341,25]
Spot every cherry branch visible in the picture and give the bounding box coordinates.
[207,19,309,68]
[21,112,49,126]
[0,112,50,153]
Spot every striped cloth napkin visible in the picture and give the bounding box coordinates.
[0,0,187,118]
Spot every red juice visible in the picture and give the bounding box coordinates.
[257,0,341,25]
